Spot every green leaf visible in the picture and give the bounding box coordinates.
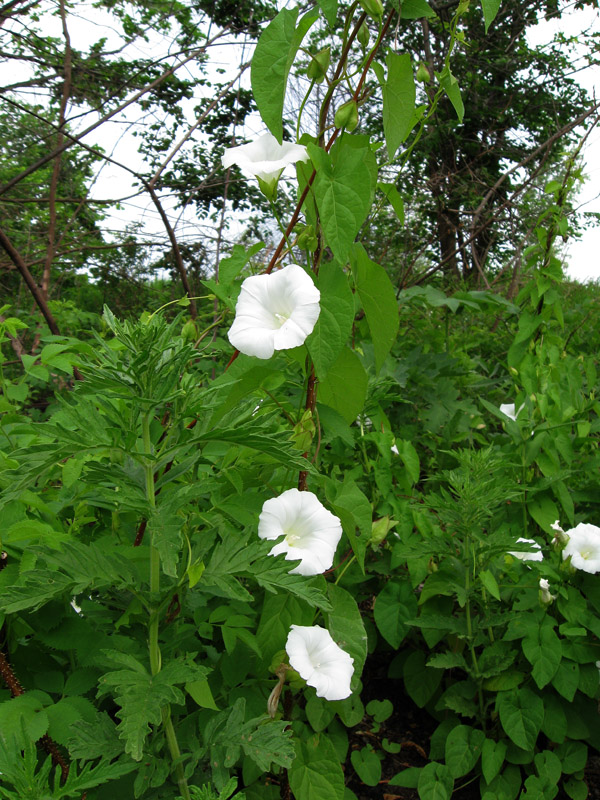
[404,649,442,708]
[390,766,422,787]
[308,136,377,263]
[305,695,336,732]
[527,493,560,532]
[351,244,399,372]
[317,0,338,27]
[382,52,416,159]
[327,583,368,682]
[564,778,588,800]
[251,8,318,141]
[418,762,454,800]
[289,733,345,800]
[437,66,464,122]
[374,580,417,649]
[186,679,219,710]
[481,738,507,785]
[497,688,544,751]
[306,261,355,380]
[522,622,562,688]
[68,712,124,760]
[350,746,381,786]
[481,764,522,800]
[328,477,371,571]
[401,0,436,18]
[0,694,49,744]
[395,439,420,483]
[256,594,314,668]
[551,659,579,702]
[445,725,485,778]
[533,750,562,787]
[148,507,182,578]
[555,741,587,774]
[46,697,96,747]
[219,243,264,286]
[481,0,501,32]
[318,347,368,424]
[378,181,404,223]
[97,656,208,760]
[479,569,500,601]
[541,693,566,744]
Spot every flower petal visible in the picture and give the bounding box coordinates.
[258,488,342,576]
[286,625,354,701]
[227,265,320,359]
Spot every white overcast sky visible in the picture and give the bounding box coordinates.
[2,2,599,282]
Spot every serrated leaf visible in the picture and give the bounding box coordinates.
[251,8,318,141]
[148,507,182,578]
[0,694,49,744]
[98,657,208,760]
[427,652,468,670]
[68,712,124,760]
[351,244,399,372]
[306,261,355,380]
[382,51,416,158]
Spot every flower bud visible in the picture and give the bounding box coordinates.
[359,0,384,19]
[181,319,197,343]
[334,99,359,132]
[296,224,318,252]
[357,21,370,50]
[370,516,392,546]
[292,409,316,451]
[307,47,330,84]
[416,62,431,83]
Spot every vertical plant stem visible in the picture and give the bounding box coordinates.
[142,411,191,800]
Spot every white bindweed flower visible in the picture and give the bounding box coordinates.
[258,488,342,576]
[286,624,354,701]
[509,538,543,562]
[222,132,309,195]
[539,578,555,604]
[500,402,524,422]
[562,523,600,574]
[391,443,399,455]
[227,264,320,359]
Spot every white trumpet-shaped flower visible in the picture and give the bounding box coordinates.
[286,624,354,701]
[228,265,320,359]
[500,402,524,422]
[562,523,600,574]
[509,538,543,562]
[222,132,309,195]
[258,488,342,576]
[539,578,555,604]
